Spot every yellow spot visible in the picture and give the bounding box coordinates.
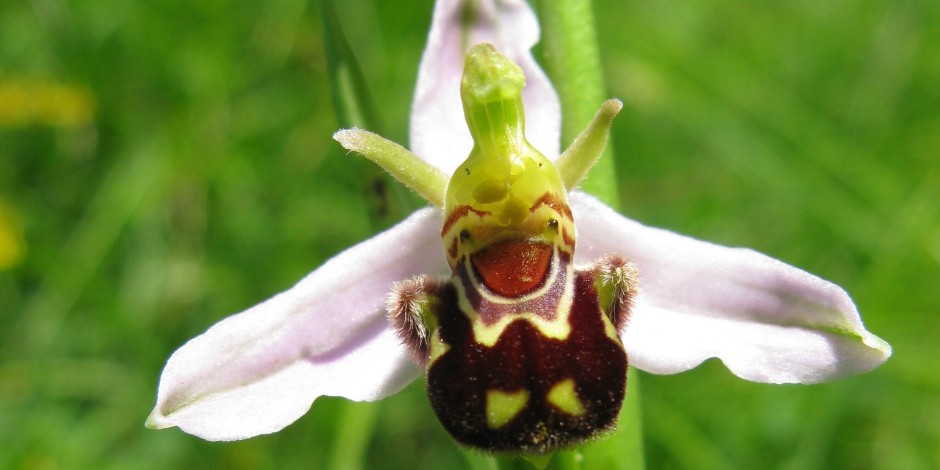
[601,313,620,342]
[486,388,530,429]
[0,199,25,269]
[428,329,450,365]
[547,379,585,416]
[0,79,96,127]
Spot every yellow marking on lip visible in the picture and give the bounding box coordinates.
[428,329,451,366]
[547,378,586,416]
[455,260,575,347]
[601,311,620,342]
[486,388,530,429]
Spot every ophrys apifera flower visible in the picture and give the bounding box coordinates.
[147,0,890,454]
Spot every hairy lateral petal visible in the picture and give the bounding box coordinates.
[570,192,891,384]
[410,0,561,173]
[147,208,448,440]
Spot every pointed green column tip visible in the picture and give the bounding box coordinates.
[461,43,525,105]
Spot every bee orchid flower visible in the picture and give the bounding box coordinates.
[147,0,891,450]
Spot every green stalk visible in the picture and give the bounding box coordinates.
[319,3,404,467]
[321,0,381,131]
[537,0,618,207]
[326,401,380,470]
[322,0,415,227]
[538,1,645,469]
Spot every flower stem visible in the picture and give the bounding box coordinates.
[326,400,379,470]
[322,0,416,227]
[536,0,618,208]
[538,1,645,468]
[577,368,645,469]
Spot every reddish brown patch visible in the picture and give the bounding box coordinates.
[448,237,459,260]
[427,269,628,452]
[561,227,574,248]
[442,205,490,237]
[529,192,572,220]
[471,240,552,297]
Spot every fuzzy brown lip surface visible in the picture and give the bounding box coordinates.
[470,239,552,298]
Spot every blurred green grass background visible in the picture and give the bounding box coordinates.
[1,0,937,468]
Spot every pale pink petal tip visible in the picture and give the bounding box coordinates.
[148,208,447,440]
[571,192,891,384]
[410,0,561,174]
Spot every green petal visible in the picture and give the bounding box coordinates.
[555,99,622,190]
[334,128,448,208]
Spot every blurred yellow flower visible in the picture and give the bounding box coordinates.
[0,78,95,127]
[0,198,25,269]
